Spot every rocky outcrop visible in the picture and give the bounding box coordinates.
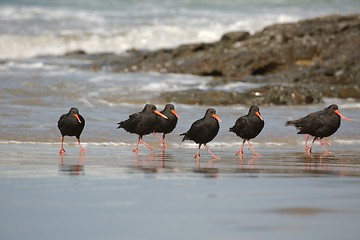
[160,85,322,106]
[73,14,360,105]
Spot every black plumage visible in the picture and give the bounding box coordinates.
[117,104,168,152]
[58,107,85,154]
[286,104,350,154]
[230,106,264,156]
[180,108,221,160]
[153,104,179,149]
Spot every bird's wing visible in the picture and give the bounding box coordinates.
[118,112,143,129]
[230,116,247,132]
[128,112,141,121]
[57,114,66,129]
[187,119,204,136]
[296,112,324,134]
[314,113,333,135]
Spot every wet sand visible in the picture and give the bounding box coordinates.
[1,143,360,240]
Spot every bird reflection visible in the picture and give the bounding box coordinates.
[194,166,219,178]
[194,160,219,178]
[238,154,259,169]
[59,153,85,176]
[133,150,175,174]
[296,152,348,176]
[301,151,337,164]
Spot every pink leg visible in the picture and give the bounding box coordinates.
[320,138,331,146]
[204,144,220,160]
[133,137,141,153]
[78,138,86,154]
[236,139,246,156]
[139,137,155,151]
[304,134,310,151]
[307,137,318,155]
[248,140,261,156]
[161,134,167,149]
[133,136,154,152]
[320,139,332,154]
[153,133,166,149]
[59,137,66,154]
[194,144,201,160]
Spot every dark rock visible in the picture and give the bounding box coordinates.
[65,50,87,56]
[246,85,323,106]
[161,90,245,105]
[220,31,250,43]
[161,84,322,106]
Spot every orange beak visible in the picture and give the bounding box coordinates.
[212,113,222,123]
[74,113,82,123]
[154,110,168,119]
[171,109,179,119]
[255,111,264,121]
[335,109,350,121]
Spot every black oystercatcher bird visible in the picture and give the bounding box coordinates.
[117,104,168,153]
[58,107,85,154]
[153,104,179,149]
[229,106,264,156]
[180,108,222,160]
[285,104,350,154]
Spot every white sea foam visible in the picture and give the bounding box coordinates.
[1,0,359,61]
[0,25,230,60]
[137,76,209,93]
[3,61,60,71]
[214,81,263,92]
[0,141,57,145]
[0,6,103,22]
[0,5,306,60]
[333,139,360,145]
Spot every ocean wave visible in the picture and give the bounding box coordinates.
[1,21,301,60]
[0,4,303,60]
[2,0,359,61]
[0,27,217,60]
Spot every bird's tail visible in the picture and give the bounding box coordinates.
[117,121,124,129]
[179,132,187,142]
[285,120,295,127]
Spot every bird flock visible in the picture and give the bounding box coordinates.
[58,104,350,160]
